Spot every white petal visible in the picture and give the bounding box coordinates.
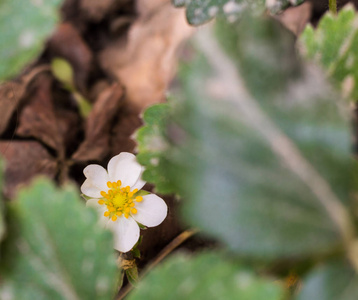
[107,152,143,188]
[106,216,140,253]
[83,164,109,191]
[131,170,146,191]
[86,199,109,227]
[132,194,167,227]
[81,179,103,198]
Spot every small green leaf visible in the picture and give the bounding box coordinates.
[126,266,139,286]
[51,58,74,88]
[0,0,64,80]
[172,0,265,26]
[128,252,286,300]
[299,4,358,101]
[296,259,358,300]
[136,103,176,194]
[0,179,118,300]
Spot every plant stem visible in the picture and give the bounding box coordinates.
[329,0,337,14]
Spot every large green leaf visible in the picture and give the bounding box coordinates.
[0,0,63,80]
[172,0,265,26]
[0,179,118,300]
[128,252,285,300]
[154,17,357,259]
[299,5,358,101]
[296,260,358,300]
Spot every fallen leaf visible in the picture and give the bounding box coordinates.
[99,1,194,109]
[274,2,312,36]
[16,73,64,155]
[72,83,124,162]
[0,141,57,199]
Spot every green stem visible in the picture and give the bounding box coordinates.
[329,0,337,14]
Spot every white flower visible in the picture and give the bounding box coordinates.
[81,152,167,253]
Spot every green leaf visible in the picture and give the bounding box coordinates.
[0,179,118,300]
[51,58,75,89]
[128,252,285,300]
[296,259,358,300]
[171,0,265,26]
[136,103,177,194]
[160,17,357,259]
[0,0,63,80]
[299,4,358,101]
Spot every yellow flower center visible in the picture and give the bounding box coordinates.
[98,180,143,221]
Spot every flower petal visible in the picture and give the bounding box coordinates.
[86,199,109,227]
[107,152,143,188]
[83,164,109,191]
[106,216,140,253]
[131,170,146,191]
[81,179,103,198]
[132,194,167,227]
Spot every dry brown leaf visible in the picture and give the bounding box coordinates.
[0,82,25,136]
[109,102,143,156]
[16,74,64,154]
[72,83,125,162]
[99,1,194,110]
[274,2,312,36]
[0,141,57,199]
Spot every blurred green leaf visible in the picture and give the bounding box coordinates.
[0,0,63,80]
[128,252,285,300]
[171,0,265,26]
[0,179,118,300]
[156,17,358,259]
[299,5,358,101]
[296,259,358,300]
[51,58,74,89]
[136,103,176,194]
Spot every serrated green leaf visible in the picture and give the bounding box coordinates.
[128,252,285,300]
[172,0,265,26]
[0,179,118,300]
[299,4,358,101]
[159,17,358,259]
[136,103,177,194]
[296,259,358,300]
[0,0,63,80]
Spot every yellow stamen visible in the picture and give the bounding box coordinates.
[100,182,144,222]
